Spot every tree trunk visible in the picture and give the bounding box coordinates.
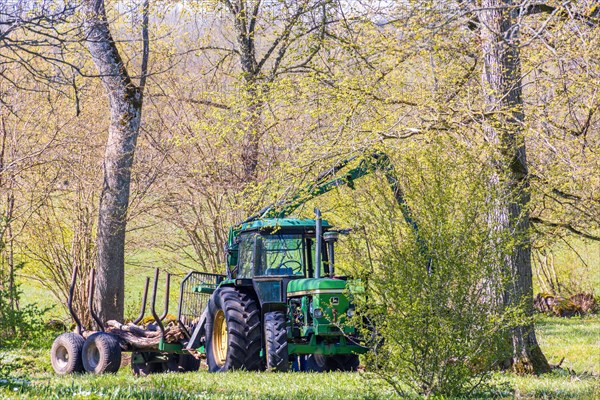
[83,0,146,322]
[240,84,264,182]
[478,0,550,374]
[1,115,18,324]
[228,0,265,183]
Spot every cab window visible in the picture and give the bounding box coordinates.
[237,233,257,278]
[258,234,304,276]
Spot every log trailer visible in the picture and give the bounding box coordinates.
[50,153,423,374]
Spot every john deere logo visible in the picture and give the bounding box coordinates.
[331,297,339,305]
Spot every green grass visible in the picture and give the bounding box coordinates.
[535,315,600,374]
[1,317,598,399]
[0,365,598,399]
[1,370,398,400]
[537,238,600,298]
[490,371,599,399]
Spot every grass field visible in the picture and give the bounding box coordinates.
[0,369,597,400]
[7,240,599,399]
[536,316,600,374]
[0,316,598,399]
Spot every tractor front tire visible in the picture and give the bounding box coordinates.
[303,354,327,372]
[264,311,289,372]
[82,332,122,374]
[302,353,359,372]
[50,333,85,375]
[205,287,261,372]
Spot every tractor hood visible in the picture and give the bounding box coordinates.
[287,278,346,296]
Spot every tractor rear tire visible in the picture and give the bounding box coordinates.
[82,332,122,374]
[205,287,262,372]
[50,333,85,375]
[264,311,289,372]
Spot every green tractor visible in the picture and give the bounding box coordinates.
[197,210,362,372]
[50,153,424,374]
[183,152,425,372]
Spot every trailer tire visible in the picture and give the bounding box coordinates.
[82,332,122,374]
[205,287,262,372]
[264,311,289,372]
[50,333,85,375]
[177,354,201,372]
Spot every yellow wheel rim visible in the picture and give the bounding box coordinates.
[212,310,228,366]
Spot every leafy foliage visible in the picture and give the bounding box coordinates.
[341,143,518,396]
[0,261,52,349]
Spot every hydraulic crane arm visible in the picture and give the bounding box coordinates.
[242,153,418,231]
[238,153,431,272]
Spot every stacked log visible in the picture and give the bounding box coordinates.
[534,293,598,317]
[569,293,598,315]
[82,320,187,351]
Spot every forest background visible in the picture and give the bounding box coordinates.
[0,0,598,398]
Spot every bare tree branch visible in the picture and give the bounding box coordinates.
[530,217,600,241]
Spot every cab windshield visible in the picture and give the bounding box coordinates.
[260,233,304,275]
[237,232,308,278]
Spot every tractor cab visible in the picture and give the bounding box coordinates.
[226,218,344,279]
[225,217,344,307]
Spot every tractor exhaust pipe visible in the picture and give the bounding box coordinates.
[314,208,322,279]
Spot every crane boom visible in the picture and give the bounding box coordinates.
[242,153,415,229]
[237,153,431,272]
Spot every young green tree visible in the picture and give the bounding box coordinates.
[195,0,334,182]
[325,0,599,374]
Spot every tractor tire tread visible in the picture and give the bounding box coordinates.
[206,287,262,372]
[264,311,289,372]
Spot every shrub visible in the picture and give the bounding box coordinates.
[0,263,51,349]
[341,147,515,396]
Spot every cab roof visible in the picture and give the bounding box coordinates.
[238,218,332,232]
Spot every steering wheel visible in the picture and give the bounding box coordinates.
[279,259,302,273]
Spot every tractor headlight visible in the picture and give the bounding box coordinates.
[313,308,323,318]
[346,308,355,318]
